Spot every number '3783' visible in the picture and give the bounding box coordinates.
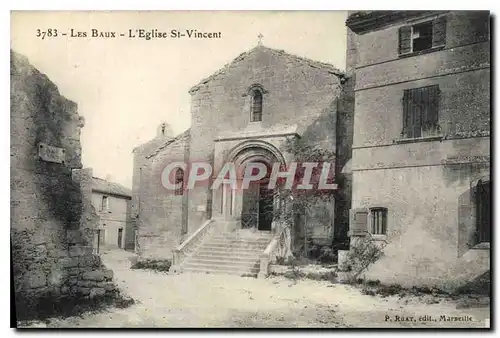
[36,29,58,39]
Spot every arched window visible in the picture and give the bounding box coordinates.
[251,90,263,122]
[174,168,184,196]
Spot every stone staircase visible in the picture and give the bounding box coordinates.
[181,230,273,277]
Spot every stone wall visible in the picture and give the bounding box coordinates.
[11,50,117,320]
[132,45,356,259]
[132,130,190,259]
[347,11,490,289]
[187,45,344,239]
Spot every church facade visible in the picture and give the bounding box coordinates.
[131,44,354,261]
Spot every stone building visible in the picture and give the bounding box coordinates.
[345,11,490,289]
[11,51,116,319]
[132,44,354,275]
[91,177,132,251]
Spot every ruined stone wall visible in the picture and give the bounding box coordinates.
[11,51,116,319]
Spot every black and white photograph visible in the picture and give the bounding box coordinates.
[10,10,491,328]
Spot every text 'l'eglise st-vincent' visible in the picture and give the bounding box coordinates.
[129,29,222,40]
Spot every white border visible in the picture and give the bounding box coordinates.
[3,2,498,337]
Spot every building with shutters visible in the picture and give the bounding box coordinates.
[91,177,133,251]
[345,11,490,289]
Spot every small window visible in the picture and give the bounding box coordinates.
[101,195,109,211]
[251,90,263,122]
[370,207,387,235]
[476,180,491,243]
[174,168,184,196]
[399,16,447,55]
[412,21,433,52]
[402,85,440,139]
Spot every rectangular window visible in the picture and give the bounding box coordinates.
[370,207,387,235]
[412,21,433,52]
[101,195,109,211]
[476,181,491,243]
[399,16,447,55]
[402,85,440,139]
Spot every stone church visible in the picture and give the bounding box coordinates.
[131,43,354,275]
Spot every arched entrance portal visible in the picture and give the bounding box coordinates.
[220,141,286,233]
[241,161,274,231]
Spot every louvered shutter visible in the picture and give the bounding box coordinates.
[399,26,412,54]
[251,91,263,122]
[402,90,410,137]
[422,85,439,130]
[413,88,422,138]
[432,16,447,47]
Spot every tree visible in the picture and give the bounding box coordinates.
[262,136,337,260]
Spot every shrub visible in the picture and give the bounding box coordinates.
[341,237,383,277]
[130,259,171,272]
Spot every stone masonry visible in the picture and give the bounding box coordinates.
[11,50,117,320]
[346,11,490,289]
[132,44,355,260]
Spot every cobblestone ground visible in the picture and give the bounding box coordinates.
[25,250,490,328]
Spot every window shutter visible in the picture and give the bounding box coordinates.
[432,16,447,47]
[423,85,439,128]
[402,90,410,137]
[251,91,263,122]
[398,26,412,54]
[413,88,422,138]
[252,91,262,114]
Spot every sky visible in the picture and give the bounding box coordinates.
[11,11,347,188]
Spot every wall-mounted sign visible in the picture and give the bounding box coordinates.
[38,143,66,164]
[197,205,206,212]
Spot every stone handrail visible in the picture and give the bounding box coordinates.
[257,234,280,279]
[172,219,214,267]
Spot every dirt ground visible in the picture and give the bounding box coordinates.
[24,250,490,328]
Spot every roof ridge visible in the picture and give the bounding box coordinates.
[145,128,190,159]
[188,45,344,94]
[91,177,132,197]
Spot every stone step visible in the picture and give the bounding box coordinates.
[182,267,258,277]
[193,250,262,259]
[201,244,268,252]
[205,239,269,246]
[196,245,265,254]
[201,240,269,248]
[182,262,260,273]
[214,232,273,238]
[187,256,260,266]
[215,236,273,242]
[209,237,271,244]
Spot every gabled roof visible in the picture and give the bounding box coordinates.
[145,128,190,159]
[92,177,132,198]
[189,45,345,94]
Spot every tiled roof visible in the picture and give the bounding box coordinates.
[91,177,132,198]
[189,45,345,93]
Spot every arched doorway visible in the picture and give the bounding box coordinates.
[240,160,274,231]
[222,140,286,233]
